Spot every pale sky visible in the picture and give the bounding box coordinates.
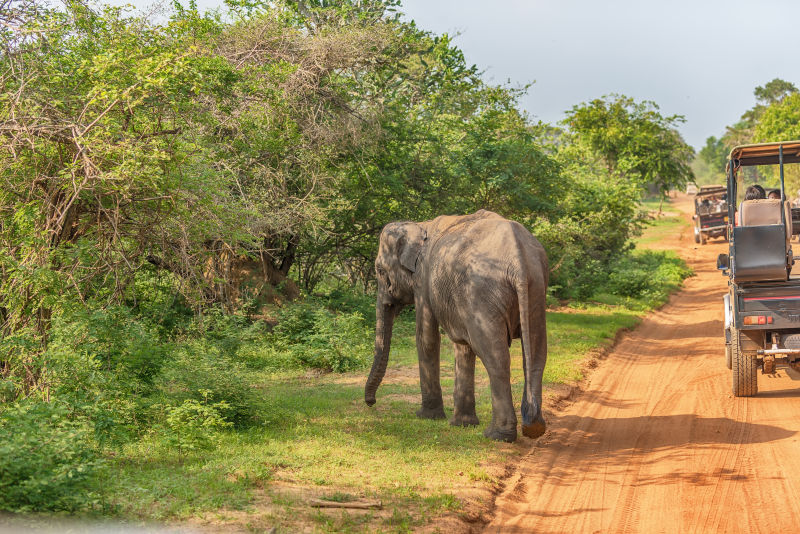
[119,0,800,150]
[399,0,800,150]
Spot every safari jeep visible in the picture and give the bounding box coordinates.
[719,141,800,396]
[692,184,728,244]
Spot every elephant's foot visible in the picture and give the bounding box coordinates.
[521,411,546,439]
[450,413,479,427]
[416,405,446,420]
[483,426,517,443]
[521,420,546,439]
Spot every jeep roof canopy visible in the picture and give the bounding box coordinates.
[729,141,800,167]
[696,185,726,197]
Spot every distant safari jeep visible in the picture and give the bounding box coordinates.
[692,184,728,245]
[718,141,800,396]
[686,183,698,195]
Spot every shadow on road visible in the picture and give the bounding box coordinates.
[548,412,795,450]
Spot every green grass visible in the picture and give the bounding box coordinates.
[635,192,690,248]
[635,215,686,247]
[93,302,646,532]
[639,196,669,212]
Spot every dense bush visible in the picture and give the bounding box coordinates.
[155,340,260,428]
[235,300,372,373]
[162,393,233,457]
[0,401,102,512]
[42,306,167,445]
[598,250,693,307]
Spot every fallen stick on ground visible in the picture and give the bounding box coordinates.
[309,498,382,510]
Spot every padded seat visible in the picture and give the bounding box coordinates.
[739,198,792,243]
[734,199,793,282]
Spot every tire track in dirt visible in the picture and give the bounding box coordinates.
[485,194,800,533]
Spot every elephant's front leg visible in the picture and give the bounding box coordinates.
[451,343,479,427]
[415,303,445,419]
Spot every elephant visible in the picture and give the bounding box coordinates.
[364,209,548,442]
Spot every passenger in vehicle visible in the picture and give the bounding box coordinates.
[736,185,767,225]
[768,189,781,200]
[744,185,766,201]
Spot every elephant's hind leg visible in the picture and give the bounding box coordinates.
[451,343,479,427]
[472,332,517,442]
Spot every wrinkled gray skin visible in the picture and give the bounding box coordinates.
[364,210,548,442]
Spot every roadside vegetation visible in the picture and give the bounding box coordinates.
[693,77,800,188]
[0,0,695,530]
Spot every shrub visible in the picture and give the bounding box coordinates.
[163,392,232,456]
[0,401,102,512]
[230,299,372,373]
[290,309,372,372]
[156,340,260,428]
[601,250,692,304]
[604,256,651,297]
[127,267,194,337]
[44,306,168,444]
[271,302,372,372]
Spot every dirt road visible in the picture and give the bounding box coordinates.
[486,195,800,533]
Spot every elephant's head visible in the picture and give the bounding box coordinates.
[365,222,426,406]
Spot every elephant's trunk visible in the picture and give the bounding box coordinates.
[365,299,397,406]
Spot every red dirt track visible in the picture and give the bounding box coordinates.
[486,195,800,533]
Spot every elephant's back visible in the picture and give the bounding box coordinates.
[425,217,547,300]
[433,217,547,269]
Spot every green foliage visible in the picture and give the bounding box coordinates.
[0,400,102,512]
[534,142,644,299]
[754,78,798,106]
[696,136,728,179]
[718,78,798,150]
[692,138,729,187]
[752,90,800,193]
[755,92,800,142]
[269,301,372,372]
[41,306,167,445]
[156,339,259,428]
[163,392,233,456]
[601,250,692,307]
[564,94,695,197]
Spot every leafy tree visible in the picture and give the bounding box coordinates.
[692,135,729,185]
[753,92,800,194]
[698,136,728,173]
[754,78,798,106]
[564,95,695,198]
[755,92,800,141]
[725,78,798,147]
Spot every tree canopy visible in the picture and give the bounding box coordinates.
[0,0,697,399]
[564,95,694,197]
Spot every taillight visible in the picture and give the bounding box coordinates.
[743,315,773,325]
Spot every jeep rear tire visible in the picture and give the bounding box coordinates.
[731,329,758,397]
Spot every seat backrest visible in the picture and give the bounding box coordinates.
[739,198,792,243]
[734,198,792,282]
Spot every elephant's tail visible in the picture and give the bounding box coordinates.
[516,274,547,439]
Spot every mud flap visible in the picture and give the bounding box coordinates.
[723,293,732,339]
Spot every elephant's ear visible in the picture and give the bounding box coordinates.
[399,223,427,273]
